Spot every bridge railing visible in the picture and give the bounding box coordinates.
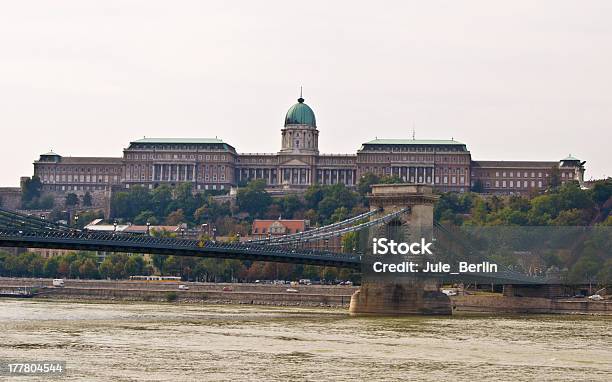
[0,208,71,232]
[248,209,380,244]
[264,208,410,245]
[0,229,361,263]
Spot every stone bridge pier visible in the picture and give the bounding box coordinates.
[349,184,452,315]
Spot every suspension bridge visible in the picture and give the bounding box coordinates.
[0,193,543,284]
[0,184,556,315]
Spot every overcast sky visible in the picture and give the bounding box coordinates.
[0,1,610,186]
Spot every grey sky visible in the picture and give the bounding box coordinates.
[0,1,610,186]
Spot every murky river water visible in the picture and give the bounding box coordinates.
[0,300,610,381]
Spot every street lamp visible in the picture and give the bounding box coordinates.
[181,227,185,238]
[212,227,217,241]
[236,232,241,242]
[74,215,79,227]
[146,221,151,235]
[113,221,118,232]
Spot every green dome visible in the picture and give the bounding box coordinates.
[284,98,316,127]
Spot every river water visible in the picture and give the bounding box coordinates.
[0,300,610,381]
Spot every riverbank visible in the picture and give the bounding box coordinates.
[1,277,610,314]
[0,277,356,307]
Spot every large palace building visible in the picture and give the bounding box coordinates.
[32,96,586,197]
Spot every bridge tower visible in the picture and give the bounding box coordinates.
[349,184,452,315]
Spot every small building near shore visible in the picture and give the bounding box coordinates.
[251,219,309,240]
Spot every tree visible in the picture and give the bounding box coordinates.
[588,179,612,206]
[98,258,114,279]
[134,210,158,225]
[172,183,197,216]
[72,210,103,229]
[330,207,349,223]
[281,194,303,218]
[65,193,79,207]
[124,256,145,276]
[79,259,99,279]
[379,175,403,184]
[111,186,151,220]
[151,254,166,274]
[342,232,359,253]
[44,257,59,277]
[83,192,93,207]
[357,172,380,197]
[151,185,173,217]
[21,176,42,206]
[38,195,55,209]
[304,184,325,209]
[549,166,561,189]
[236,180,272,218]
[166,209,185,225]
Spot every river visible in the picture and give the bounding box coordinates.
[0,300,610,381]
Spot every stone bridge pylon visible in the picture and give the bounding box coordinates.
[349,184,452,315]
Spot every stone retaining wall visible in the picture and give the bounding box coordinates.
[452,295,612,315]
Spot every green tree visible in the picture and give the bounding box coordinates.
[236,179,272,218]
[38,195,55,209]
[166,209,185,225]
[151,185,173,217]
[151,254,166,273]
[330,207,349,223]
[79,259,99,279]
[124,256,145,276]
[74,210,104,229]
[44,257,59,277]
[304,184,325,209]
[548,166,561,189]
[281,194,303,218]
[65,193,79,207]
[83,192,93,207]
[134,210,158,225]
[21,176,42,206]
[357,172,380,197]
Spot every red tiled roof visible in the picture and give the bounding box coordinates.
[252,220,307,234]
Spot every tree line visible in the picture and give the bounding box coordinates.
[0,250,358,283]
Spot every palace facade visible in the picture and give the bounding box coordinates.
[32,96,586,197]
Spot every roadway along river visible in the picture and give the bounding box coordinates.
[0,300,610,381]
